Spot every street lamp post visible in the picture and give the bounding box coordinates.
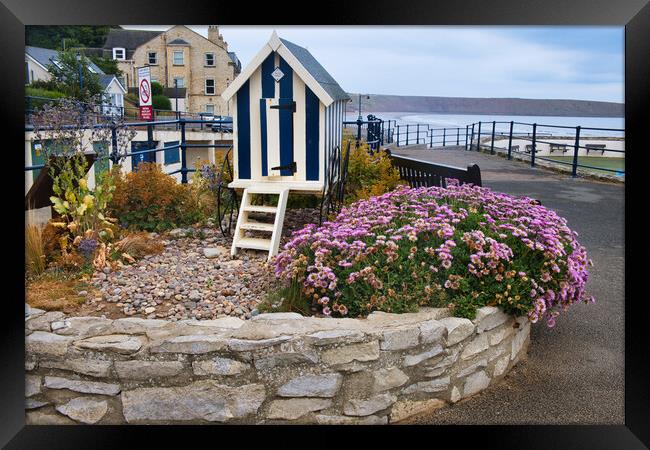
[357,94,369,121]
[174,79,179,113]
[76,52,83,91]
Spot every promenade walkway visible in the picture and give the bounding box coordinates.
[394,145,624,424]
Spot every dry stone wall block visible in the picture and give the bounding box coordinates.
[43,376,121,396]
[26,331,73,357]
[463,370,491,398]
[73,335,144,355]
[474,306,510,332]
[322,341,380,365]
[380,326,421,351]
[192,357,250,376]
[372,368,409,392]
[266,398,333,420]
[115,360,184,380]
[343,393,398,417]
[277,374,343,398]
[55,397,108,424]
[39,359,113,378]
[439,317,475,345]
[121,382,265,423]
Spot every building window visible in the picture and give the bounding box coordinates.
[173,50,184,66]
[205,104,214,114]
[148,52,157,65]
[205,53,215,67]
[205,78,215,95]
[113,48,126,60]
[173,77,184,88]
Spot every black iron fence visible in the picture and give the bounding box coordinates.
[385,118,624,177]
[25,95,233,132]
[24,117,233,184]
[343,115,397,150]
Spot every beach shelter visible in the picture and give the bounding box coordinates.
[221,31,350,259]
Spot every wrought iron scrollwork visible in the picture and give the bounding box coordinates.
[319,140,351,225]
[215,147,239,236]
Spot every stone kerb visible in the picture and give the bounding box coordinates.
[24,304,530,425]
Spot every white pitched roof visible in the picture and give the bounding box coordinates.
[221,31,348,107]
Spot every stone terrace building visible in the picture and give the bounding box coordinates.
[103,26,241,115]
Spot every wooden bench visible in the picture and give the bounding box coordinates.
[549,144,568,153]
[525,145,534,154]
[510,145,520,153]
[386,150,482,188]
[586,144,606,155]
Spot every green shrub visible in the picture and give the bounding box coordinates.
[151,81,164,96]
[152,95,171,111]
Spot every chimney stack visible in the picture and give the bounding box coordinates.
[207,25,227,50]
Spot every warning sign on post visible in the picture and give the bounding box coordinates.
[138,66,153,120]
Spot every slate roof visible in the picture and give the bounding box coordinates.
[102,29,162,51]
[26,46,105,75]
[98,74,126,92]
[228,52,241,72]
[279,38,350,102]
[168,38,190,45]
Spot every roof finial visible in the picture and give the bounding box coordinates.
[268,30,282,50]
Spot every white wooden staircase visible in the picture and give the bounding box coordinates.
[231,185,290,261]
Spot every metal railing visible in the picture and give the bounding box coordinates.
[25,95,233,132]
[343,115,397,150]
[25,117,233,184]
[386,118,624,177]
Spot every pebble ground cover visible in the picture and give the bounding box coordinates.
[274,183,594,327]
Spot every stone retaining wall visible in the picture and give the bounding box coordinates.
[25,304,530,424]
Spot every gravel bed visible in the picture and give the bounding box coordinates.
[85,208,321,321]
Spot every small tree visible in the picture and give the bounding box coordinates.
[46,49,102,102]
[31,97,136,251]
[89,55,123,77]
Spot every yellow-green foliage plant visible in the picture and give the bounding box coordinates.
[343,137,402,203]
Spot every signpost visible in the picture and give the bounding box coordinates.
[138,66,153,121]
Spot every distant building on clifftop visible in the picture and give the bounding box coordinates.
[102,26,241,115]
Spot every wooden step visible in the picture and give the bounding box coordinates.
[240,220,274,232]
[243,205,278,213]
[233,237,272,251]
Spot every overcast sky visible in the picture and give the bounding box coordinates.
[121,26,624,103]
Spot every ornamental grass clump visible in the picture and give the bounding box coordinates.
[273,184,594,327]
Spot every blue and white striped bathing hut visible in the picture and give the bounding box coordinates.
[221,32,350,259]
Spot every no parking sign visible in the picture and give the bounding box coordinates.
[138,66,153,120]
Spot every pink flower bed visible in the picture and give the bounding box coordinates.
[273,184,594,327]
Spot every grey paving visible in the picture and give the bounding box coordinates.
[393,146,624,425]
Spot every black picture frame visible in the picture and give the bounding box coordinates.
[3,0,647,447]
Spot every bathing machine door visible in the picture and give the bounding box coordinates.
[260,97,296,179]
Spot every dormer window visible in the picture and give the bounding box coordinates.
[113,47,126,60]
[205,53,215,67]
[148,52,157,65]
